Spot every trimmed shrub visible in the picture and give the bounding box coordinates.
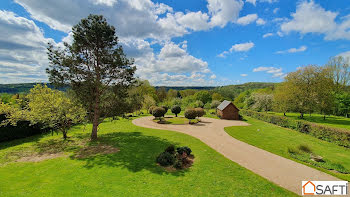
[240,109,350,148]
[161,106,168,114]
[148,106,156,114]
[152,107,166,120]
[185,109,197,123]
[165,145,176,154]
[156,152,176,167]
[194,108,205,118]
[177,146,192,155]
[171,105,181,117]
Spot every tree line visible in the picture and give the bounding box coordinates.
[234,56,350,120]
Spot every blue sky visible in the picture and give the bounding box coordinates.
[0,0,349,86]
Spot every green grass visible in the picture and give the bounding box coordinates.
[268,112,350,130]
[0,116,296,197]
[225,117,350,181]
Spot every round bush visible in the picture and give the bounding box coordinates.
[161,106,168,114]
[156,152,176,167]
[165,145,176,154]
[195,108,205,117]
[177,146,192,155]
[185,109,197,120]
[148,106,156,114]
[152,107,166,119]
[171,105,181,117]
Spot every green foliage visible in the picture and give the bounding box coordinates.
[298,144,312,153]
[176,146,192,155]
[213,82,275,100]
[210,100,221,109]
[27,85,86,139]
[240,109,350,148]
[193,100,204,108]
[148,106,156,114]
[171,105,181,117]
[156,151,176,167]
[194,90,211,104]
[161,106,168,114]
[194,108,205,117]
[184,109,197,120]
[142,95,156,110]
[152,107,166,119]
[211,93,224,101]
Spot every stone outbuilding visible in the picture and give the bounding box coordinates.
[217,100,240,120]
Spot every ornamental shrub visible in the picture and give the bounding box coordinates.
[194,108,205,117]
[156,152,176,167]
[152,107,166,119]
[177,146,192,155]
[185,109,197,122]
[148,106,156,114]
[171,105,181,117]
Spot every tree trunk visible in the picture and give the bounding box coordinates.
[300,113,304,119]
[323,115,326,120]
[91,93,100,141]
[176,113,178,117]
[63,130,67,140]
[283,112,286,116]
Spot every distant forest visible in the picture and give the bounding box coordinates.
[0,82,275,100]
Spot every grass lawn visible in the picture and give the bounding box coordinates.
[225,117,350,181]
[268,112,350,130]
[0,116,296,197]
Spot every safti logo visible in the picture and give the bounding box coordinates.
[302,181,348,195]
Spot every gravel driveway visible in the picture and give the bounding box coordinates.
[132,116,342,195]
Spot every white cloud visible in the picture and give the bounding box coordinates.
[256,18,266,25]
[260,0,278,3]
[230,42,255,52]
[281,0,350,40]
[175,11,210,31]
[0,10,54,83]
[246,0,256,6]
[263,33,274,38]
[207,0,244,27]
[210,74,217,79]
[129,41,217,86]
[253,66,284,78]
[218,42,254,57]
[276,46,307,54]
[273,8,280,14]
[240,74,248,77]
[337,51,350,60]
[236,14,258,25]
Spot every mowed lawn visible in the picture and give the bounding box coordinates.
[0,117,296,197]
[225,117,350,181]
[268,112,350,130]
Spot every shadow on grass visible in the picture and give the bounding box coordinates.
[71,132,188,176]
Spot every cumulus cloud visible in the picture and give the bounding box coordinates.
[207,0,244,27]
[129,41,215,86]
[276,46,307,54]
[236,14,258,25]
[218,42,254,57]
[337,51,350,60]
[253,66,284,78]
[256,18,266,25]
[245,0,256,6]
[281,0,350,40]
[240,74,248,77]
[0,10,54,83]
[273,8,280,14]
[263,33,274,38]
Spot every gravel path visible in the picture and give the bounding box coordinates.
[132,116,343,195]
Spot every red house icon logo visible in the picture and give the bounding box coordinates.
[303,181,316,195]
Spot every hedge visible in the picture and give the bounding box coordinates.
[240,110,350,148]
[0,114,46,142]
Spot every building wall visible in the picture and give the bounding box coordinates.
[217,104,239,120]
